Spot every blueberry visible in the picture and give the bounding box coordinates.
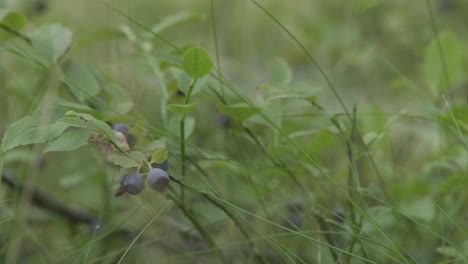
[147,168,170,192]
[151,160,169,171]
[215,114,231,129]
[283,213,303,231]
[31,1,47,14]
[112,123,129,137]
[333,208,345,224]
[119,172,144,195]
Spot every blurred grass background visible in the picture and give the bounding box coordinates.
[1,0,468,263]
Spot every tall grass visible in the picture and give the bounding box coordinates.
[1,0,467,263]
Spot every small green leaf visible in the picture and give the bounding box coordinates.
[400,196,435,221]
[107,155,140,168]
[167,103,196,115]
[44,128,92,153]
[63,62,101,101]
[0,10,26,30]
[29,24,72,64]
[150,146,169,163]
[143,139,167,153]
[184,117,196,139]
[268,57,292,86]
[423,31,461,97]
[183,47,213,78]
[65,111,77,117]
[436,246,463,259]
[169,116,196,140]
[363,131,385,146]
[362,206,395,233]
[177,72,208,96]
[129,151,147,164]
[217,103,258,121]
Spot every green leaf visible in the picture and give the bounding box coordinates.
[400,196,435,221]
[169,116,196,140]
[436,246,464,259]
[0,10,26,30]
[1,116,68,152]
[362,206,395,233]
[150,146,169,163]
[177,72,209,96]
[44,128,92,153]
[167,103,196,115]
[183,47,213,78]
[0,10,27,42]
[129,151,147,164]
[55,113,116,144]
[29,24,72,64]
[62,62,101,101]
[183,117,196,140]
[363,131,385,146]
[107,155,140,168]
[143,139,167,153]
[1,106,69,151]
[217,103,258,121]
[268,57,292,86]
[423,31,461,97]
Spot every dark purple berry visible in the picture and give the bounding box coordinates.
[283,213,303,230]
[31,1,47,14]
[147,168,170,192]
[215,114,231,129]
[119,172,144,195]
[151,160,169,171]
[333,208,345,224]
[112,123,129,137]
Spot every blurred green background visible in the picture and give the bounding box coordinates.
[1,0,468,263]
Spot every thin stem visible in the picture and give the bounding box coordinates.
[0,23,32,44]
[180,78,197,204]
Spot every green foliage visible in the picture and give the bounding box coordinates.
[183,47,213,78]
[44,128,92,153]
[423,30,462,97]
[167,103,197,115]
[150,146,169,163]
[0,9,26,30]
[1,107,68,151]
[62,61,101,101]
[29,24,72,64]
[107,154,140,168]
[56,113,117,143]
[217,103,258,121]
[1,2,468,264]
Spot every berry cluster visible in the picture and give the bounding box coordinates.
[115,168,170,196]
[112,124,171,197]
